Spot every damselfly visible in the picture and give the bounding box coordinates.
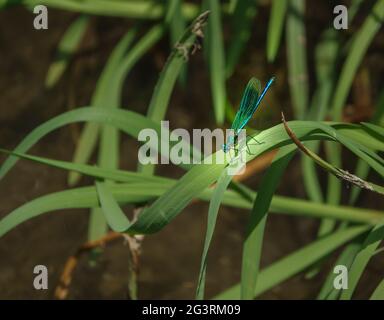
[222,76,275,154]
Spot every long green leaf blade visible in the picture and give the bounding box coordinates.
[196,169,233,299]
[214,226,370,299]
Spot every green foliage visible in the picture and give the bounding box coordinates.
[1,0,383,300]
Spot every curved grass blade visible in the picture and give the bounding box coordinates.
[303,0,372,215]
[166,0,187,86]
[69,27,138,185]
[317,2,384,272]
[196,169,233,300]
[340,223,384,300]
[282,116,384,195]
[350,93,384,204]
[226,0,257,77]
[129,120,384,234]
[70,25,164,185]
[286,0,308,119]
[214,225,370,299]
[324,142,342,204]
[146,12,209,122]
[2,108,384,238]
[45,15,89,88]
[203,0,226,124]
[24,0,199,20]
[2,107,383,183]
[95,181,131,232]
[370,279,384,300]
[0,107,189,180]
[361,122,384,138]
[139,11,210,175]
[349,160,371,205]
[92,25,165,240]
[0,148,173,185]
[331,0,384,121]
[267,0,287,63]
[317,239,363,300]
[0,177,382,241]
[241,148,295,299]
[302,27,340,206]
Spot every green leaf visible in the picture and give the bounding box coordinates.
[45,15,89,88]
[196,169,233,299]
[241,148,295,299]
[349,90,384,204]
[146,16,205,121]
[349,160,371,205]
[70,25,164,186]
[24,0,199,20]
[361,122,384,139]
[139,11,210,175]
[204,0,226,124]
[166,0,187,85]
[226,0,257,77]
[1,107,383,239]
[95,181,131,232]
[325,142,342,206]
[267,0,287,62]
[214,226,370,299]
[302,27,340,205]
[286,0,308,119]
[69,27,138,185]
[0,148,173,185]
[340,223,384,300]
[331,0,384,121]
[370,279,384,300]
[91,25,165,239]
[0,107,189,180]
[0,177,382,241]
[317,238,363,300]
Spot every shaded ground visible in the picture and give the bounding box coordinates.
[0,4,383,299]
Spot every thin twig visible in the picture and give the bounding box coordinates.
[54,228,144,300]
[281,112,383,195]
[54,231,123,299]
